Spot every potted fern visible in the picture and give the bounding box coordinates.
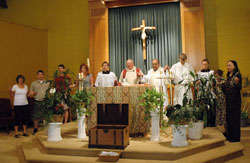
[139,88,164,141]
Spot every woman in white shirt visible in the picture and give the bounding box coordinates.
[10,75,29,138]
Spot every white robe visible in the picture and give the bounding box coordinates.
[143,67,169,107]
[171,62,194,105]
[119,66,142,86]
[197,70,214,79]
[95,72,117,87]
[197,69,215,98]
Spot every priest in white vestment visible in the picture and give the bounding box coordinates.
[140,59,169,106]
[165,53,194,105]
[119,59,143,86]
[95,61,117,87]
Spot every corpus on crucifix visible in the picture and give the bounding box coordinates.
[132,19,156,60]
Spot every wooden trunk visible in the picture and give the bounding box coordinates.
[88,104,129,149]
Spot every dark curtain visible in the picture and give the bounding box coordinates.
[109,2,182,76]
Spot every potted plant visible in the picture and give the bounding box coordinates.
[36,69,74,141]
[139,88,164,141]
[71,89,94,138]
[166,102,194,147]
[181,71,216,140]
[241,75,250,127]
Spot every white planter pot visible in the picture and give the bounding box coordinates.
[150,111,160,141]
[47,122,62,142]
[171,125,188,147]
[77,108,86,139]
[188,121,204,140]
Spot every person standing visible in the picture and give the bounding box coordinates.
[119,59,144,86]
[10,75,29,138]
[141,59,169,104]
[197,59,216,127]
[77,64,94,87]
[223,60,242,142]
[165,53,194,105]
[95,61,117,87]
[54,64,75,123]
[29,70,49,134]
[214,69,226,127]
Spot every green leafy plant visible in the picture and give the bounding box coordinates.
[166,103,194,126]
[139,88,164,120]
[181,71,216,127]
[241,112,249,119]
[71,89,94,116]
[35,69,74,122]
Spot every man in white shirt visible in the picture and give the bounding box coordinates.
[119,59,143,86]
[95,61,117,87]
[165,53,194,105]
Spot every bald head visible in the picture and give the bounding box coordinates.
[152,59,160,71]
[126,59,134,70]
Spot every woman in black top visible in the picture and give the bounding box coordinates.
[223,60,242,142]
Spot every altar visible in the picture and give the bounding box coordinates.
[86,86,153,135]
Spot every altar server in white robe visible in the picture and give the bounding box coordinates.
[197,59,214,79]
[165,53,194,105]
[140,59,169,105]
[119,59,143,86]
[95,61,117,87]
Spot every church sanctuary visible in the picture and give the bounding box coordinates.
[1,0,250,162]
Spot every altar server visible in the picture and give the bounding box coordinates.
[197,59,214,79]
[165,53,194,105]
[119,59,143,86]
[95,61,117,87]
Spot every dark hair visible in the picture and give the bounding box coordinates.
[58,64,65,69]
[215,69,223,77]
[37,70,44,74]
[202,59,209,64]
[102,61,109,66]
[79,63,90,75]
[16,75,25,83]
[227,60,240,77]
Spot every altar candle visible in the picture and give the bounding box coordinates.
[87,58,90,70]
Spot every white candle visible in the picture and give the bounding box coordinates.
[87,58,90,69]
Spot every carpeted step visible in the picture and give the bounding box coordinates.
[177,141,244,163]
[22,141,244,163]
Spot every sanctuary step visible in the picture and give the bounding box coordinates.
[21,121,244,163]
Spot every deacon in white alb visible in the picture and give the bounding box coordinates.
[140,59,169,106]
[165,53,194,105]
[95,61,117,87]
[119,59,143,86]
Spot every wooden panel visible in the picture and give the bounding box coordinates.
[89,0,109,80]
[103,0,179,8]
[180,0,205,72]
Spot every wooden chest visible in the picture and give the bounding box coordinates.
[88,103,129,149]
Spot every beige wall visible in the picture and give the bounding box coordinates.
[204,0,250,77]
[0,19,48,98]
[0,0,89,78]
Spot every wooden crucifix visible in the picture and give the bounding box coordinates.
[132,19,156,60]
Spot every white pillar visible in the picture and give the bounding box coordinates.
[77,108,86,139]
[150,111,160,141]
[47,122,62,142]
